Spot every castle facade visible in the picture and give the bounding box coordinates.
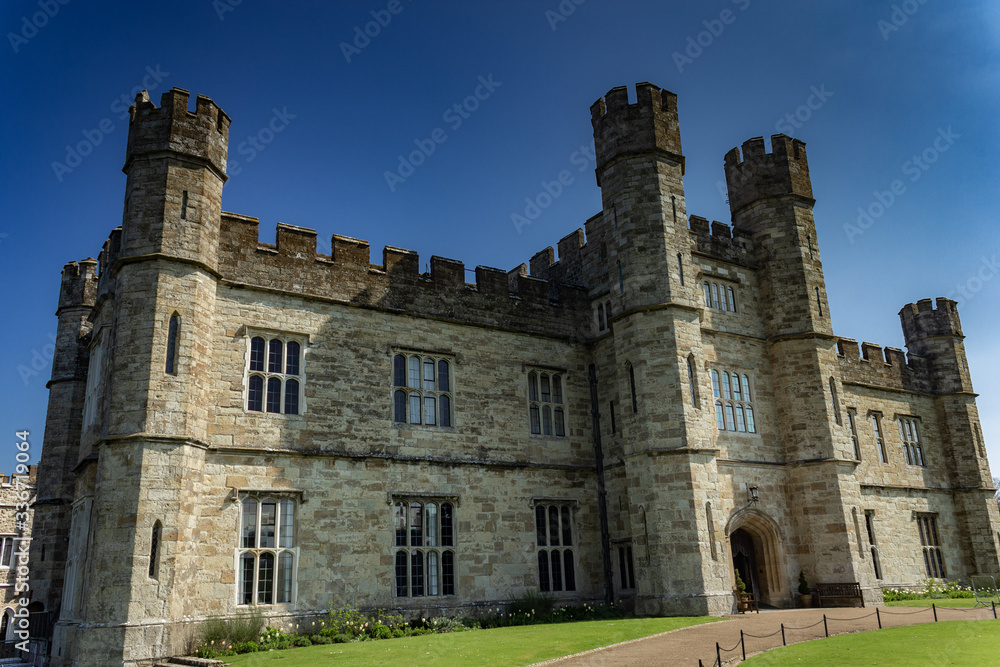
[31,83,1000,665]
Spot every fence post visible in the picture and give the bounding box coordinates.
[741,629,746,661]
[717,641,721,666]
[823,614,828,637]
[781,622,786,646]
[993,601,997,620]
[876,607,882,629]
[932,603,937,622]
[699,660,704,667]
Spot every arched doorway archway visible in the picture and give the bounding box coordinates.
[725,508,787,607]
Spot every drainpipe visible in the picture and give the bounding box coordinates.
[589,364,614,605]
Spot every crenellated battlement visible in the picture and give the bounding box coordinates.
[836,337,931,394]
[900,298,963,344]
[724,134,812,215]
[124,87,231,180]
[590,82,683,180]
[216,213,591,338]
[688,215,756,265]
[58,258,98,312]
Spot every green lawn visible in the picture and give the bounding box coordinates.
[886,598,992,608]
[224,617,718,666]
[743,620,1000,666]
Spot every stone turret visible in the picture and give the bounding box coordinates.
[29,258,98,619]
[725,135,829,338]
[120,87,230,267]
[591,83,692,311]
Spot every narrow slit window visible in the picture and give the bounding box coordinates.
[165,314,179,375]
[628,364,638,414]
[149,522,161,578]
[677,253,685,285]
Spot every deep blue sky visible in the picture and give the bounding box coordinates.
[3,1,1000,475]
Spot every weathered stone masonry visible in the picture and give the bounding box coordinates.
[30,82,1000,665]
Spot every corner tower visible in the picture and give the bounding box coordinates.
[725,135,829,337]
[901,298,1000,576]
[48,89,231,665]
[591,83,696,310]
[29,259,98,618]
[591,84,726,616]
[725,134,875,600]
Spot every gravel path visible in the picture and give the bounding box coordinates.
[540,605,998,666]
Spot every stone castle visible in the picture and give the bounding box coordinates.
[30,82,1000,665]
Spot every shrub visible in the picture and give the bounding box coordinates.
[196,609,265,656]
[331,633,352,643]
[232,641,260,654]
[310,634,333,645]
[258,626,293,650]
[290,635,312,647]
[326,605,370,638]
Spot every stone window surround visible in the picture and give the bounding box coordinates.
[868,410,889,463]
[235,488,306,608]
[242,326,310,417]
[392,347,455,428]
[0,535,16,569]
[532,497,578,594]
[711,368,757,434]
[391,493,459,599]
[915,511,946,579]
[896,414,926,467]
[702,278,738,313]
[526,365,568,437]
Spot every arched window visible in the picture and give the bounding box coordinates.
[246,335,305,415]
[165,314,179,375]
[238,496,297,606]
[535,503,576,592]
[628,363,638,414]
[392,498,457,598]
[598,303,606,331]
[728,286,737,313]
[527,371,566,436]
[149,521,161,578]
[247,376,264,412]
[394,352,454,427]
[711,368,757,433]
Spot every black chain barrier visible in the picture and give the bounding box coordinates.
[696,603,998,666]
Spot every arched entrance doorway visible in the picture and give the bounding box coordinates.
[730,529,761,602]
[726,508,787,607]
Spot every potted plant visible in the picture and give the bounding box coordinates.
[735,571,749,612]
[798,571,812,608]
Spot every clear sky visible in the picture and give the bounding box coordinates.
[2,1,999,477]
